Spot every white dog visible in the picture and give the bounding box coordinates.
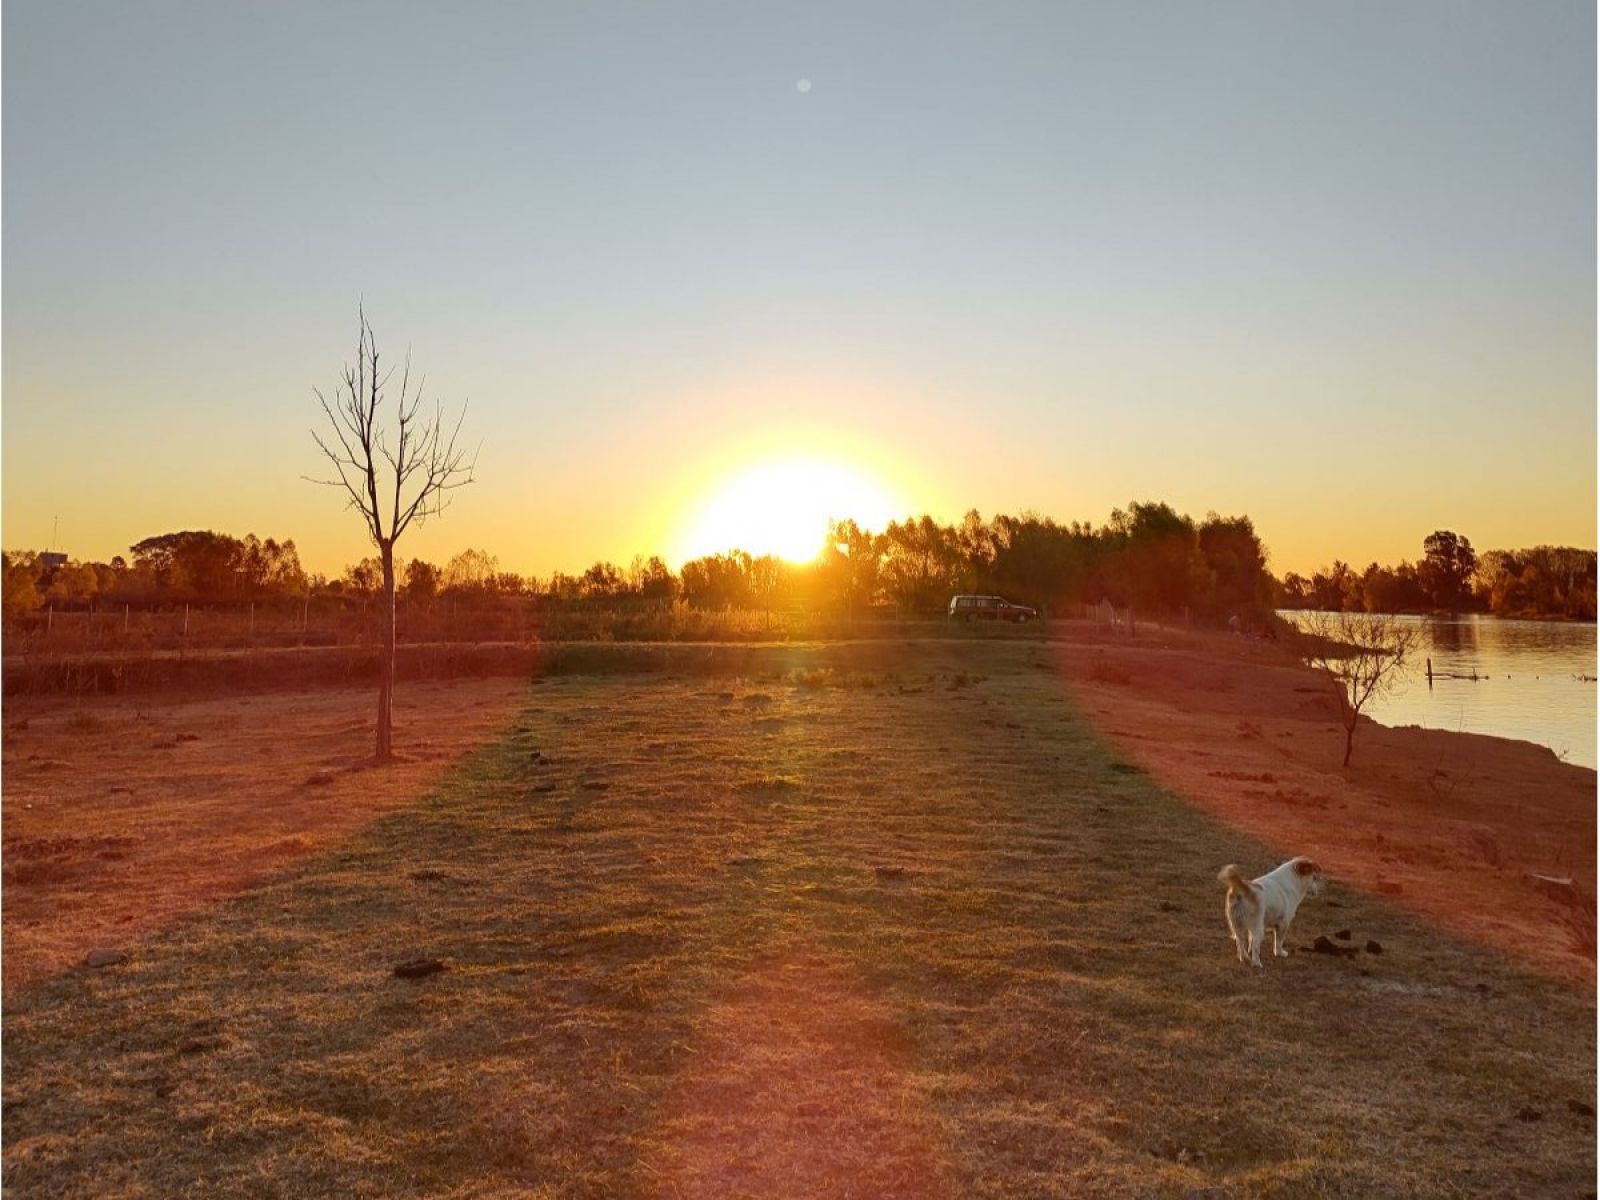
[1218,857,1325,968]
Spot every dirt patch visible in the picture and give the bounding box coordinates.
[1,676,528,995]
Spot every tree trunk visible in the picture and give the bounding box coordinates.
[377,543,396,760]
[1342,719,1355,768]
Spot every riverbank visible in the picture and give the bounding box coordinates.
[1055,627,1596,982]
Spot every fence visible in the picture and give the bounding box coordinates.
[2,598,540,656]
[4,597,1186,659]
[3,598,949,654]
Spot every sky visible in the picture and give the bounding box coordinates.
[4,0,1594,578]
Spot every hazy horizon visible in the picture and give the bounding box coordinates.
[5,0,1595,579]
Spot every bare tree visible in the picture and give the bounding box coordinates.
[308,309,475,759]
[1296,610,1420,767]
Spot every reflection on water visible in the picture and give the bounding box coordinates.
[1284,613,1597,769]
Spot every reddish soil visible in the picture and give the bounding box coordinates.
[1056,629,1597,982]
[1,677,528,995]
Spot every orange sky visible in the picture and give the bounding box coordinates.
[4,3,1594,579]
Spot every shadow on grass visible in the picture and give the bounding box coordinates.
[4,644,1594,1198]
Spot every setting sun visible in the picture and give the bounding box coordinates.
[674,457,902,564]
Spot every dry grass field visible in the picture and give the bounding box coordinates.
[2,638,1594,1197]
[2,677,530,995]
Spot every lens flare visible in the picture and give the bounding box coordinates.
[675,457,899,563]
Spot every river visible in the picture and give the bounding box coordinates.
[1283,613,1597,769]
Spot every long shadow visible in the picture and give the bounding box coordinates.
[2,649,1594,1199]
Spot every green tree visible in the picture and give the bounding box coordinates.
[631,555,678,606]
[1420,530,1477,611]
[881,515,962,614]
[818,520,884,620]
[45,561,100,607]
[1196,513,1271,619]
[403,559,442,606]
[2,552,43,623]
[444,549,499,597]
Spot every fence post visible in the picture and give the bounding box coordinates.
[47,605,53,635]
[124,603,130,633]
[184,604,190,637]
[249,602,255,637]
[302,594,310,633]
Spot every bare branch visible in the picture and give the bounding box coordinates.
[310,309,477,551]
[1293,609,1417,767]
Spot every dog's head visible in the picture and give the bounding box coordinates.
[1293,857,1326,896]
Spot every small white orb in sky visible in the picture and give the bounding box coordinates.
[796,78,812,94]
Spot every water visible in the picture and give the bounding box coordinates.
[1284,613,1597,769]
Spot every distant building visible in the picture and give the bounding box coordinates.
[38,551,68,572]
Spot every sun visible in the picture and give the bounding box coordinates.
[675,457,901,564]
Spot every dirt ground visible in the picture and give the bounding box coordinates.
[2,677,529,995]
[2,638,1593,1198]
[1054,629,1597,983]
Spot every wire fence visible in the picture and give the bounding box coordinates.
[3,597,1177,660]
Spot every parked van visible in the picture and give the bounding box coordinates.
[947,594,1038,622]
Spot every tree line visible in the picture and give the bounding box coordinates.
[10,512,1593,627]
[1276,530,1597,620]
[2,501,1276,626]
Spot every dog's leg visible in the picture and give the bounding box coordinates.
[1226,905,1246,963]
[1274,921,1292,958]
[1249,917,1265,968]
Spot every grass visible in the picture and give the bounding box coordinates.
[3,641,1593,1197]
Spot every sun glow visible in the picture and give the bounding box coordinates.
[674,457,902,564]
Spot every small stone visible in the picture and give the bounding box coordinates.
[1333,929,1352,941]
[1515,1106,1543,1123]
[1377,879,1403,896]
[85,948,125,968]
[179,1034,226,1054]
[1365,940,1384,955]
[305,770,336,787]
[1567,1100,1595,1118]
[875,865,908,880]
[393,958,448,980]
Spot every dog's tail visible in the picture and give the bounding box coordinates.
[1218,864,1257,903]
